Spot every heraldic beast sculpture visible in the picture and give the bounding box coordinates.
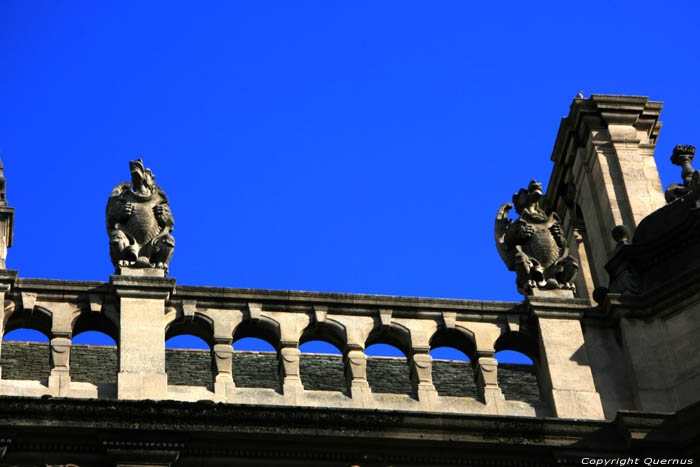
[106,159,175,273]
[495,180,578,295]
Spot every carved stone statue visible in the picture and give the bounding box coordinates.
[495,180,578,295]
[106,159,175,273]
[665,145,696,203]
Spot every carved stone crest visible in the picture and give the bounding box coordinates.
[495,180,578,295]
[665,145,697,203]
[106,159,175,274]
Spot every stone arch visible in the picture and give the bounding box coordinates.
[299,318,347,353]
[298,318,347,392]
[72,310,119,344]
[365,320,412,357]
[494,330,539,364]
[232,315,281,351]
[2,303,53,383]
[494,330,542,403]
[163,313,216,389]
[429,325,477,362]
[3,303,53,340]
[428,325,478,398]
[165,313,215,348]
[364,320,412,395]
[231,315,281,391]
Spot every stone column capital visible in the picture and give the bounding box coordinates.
[111,275,176,300]
[525,296,589,320]
[0,269,17,292]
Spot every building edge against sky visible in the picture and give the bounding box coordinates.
[0,94,697,464]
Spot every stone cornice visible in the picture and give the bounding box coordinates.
[110,275,176,300]
[7,277,526,320]
[0,397,696,464]
[525,296,590,319]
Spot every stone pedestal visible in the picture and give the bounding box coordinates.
[112,275,175,400]
[345,349,372,404]
[547,95,666,296]
[0,270,17,383]
[476,355,505,413]
[0,207,14,270]
[213,339,235,401]
[279,345,303,400]
[410,352,438,404]
[48,335,71,396]
[530,298,604,419]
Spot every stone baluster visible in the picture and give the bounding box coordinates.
[47,302,74,396]
[344,346,371,405]
[279,341,302,399]
[475,352,503,404]
[410,346,437,405]
[213,337,234,401]
[0,270,17,383]
[0,155,14,270]
[112,275,175,400]
[49,333,71,396]
[529,297,604,419]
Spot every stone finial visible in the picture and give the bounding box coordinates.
[106,159,175,276]
[0,155,6,207]
[0,154,14,269]
[495,180,578,296]
[665,145,696,203]
[611,225,631,247]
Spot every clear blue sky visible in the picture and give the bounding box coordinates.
[1,2,698,362]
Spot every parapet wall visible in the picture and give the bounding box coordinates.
[1,342,541,402]
[0,275,599,419]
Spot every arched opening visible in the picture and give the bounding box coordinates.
[232,320,281,391]
[299,340,344,392]
[165,334,213,388]
[2,328,50,382]
[72,312,118,345]
[70,331,118,385]
[3,329,49,343]
[495,332,541,403]
[429,328,477,398]
[233,337,276,352]
[166,335,209,350]
[364,341,411,396]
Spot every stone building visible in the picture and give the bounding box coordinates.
[0,95,698,466]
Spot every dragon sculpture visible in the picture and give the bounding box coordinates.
[495,180,578,295]
[106,159,175,273]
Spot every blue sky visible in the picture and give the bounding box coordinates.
[1,2,699,363]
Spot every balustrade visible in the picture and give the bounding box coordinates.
[0,275,604,419]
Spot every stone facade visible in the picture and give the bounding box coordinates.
[0,95,698,465]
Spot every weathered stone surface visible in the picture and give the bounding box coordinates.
[107,158,174,274]
[496,180,578,296]
[1,342,543,403]
[0,156,14,270]
[546,95,665,299]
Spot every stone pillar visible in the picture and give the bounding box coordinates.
[48,334,71,396]
[0,270,17,383]
[0,156,14,271]
[475,353,505,410]
[344,348,371,402]
[410,348,437,404]
[278,343,302,397]
[47,302,75,396]
[529,297,604,419]
[112,275,175,400]
[212,337,234,401]
[546,95,665,295]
